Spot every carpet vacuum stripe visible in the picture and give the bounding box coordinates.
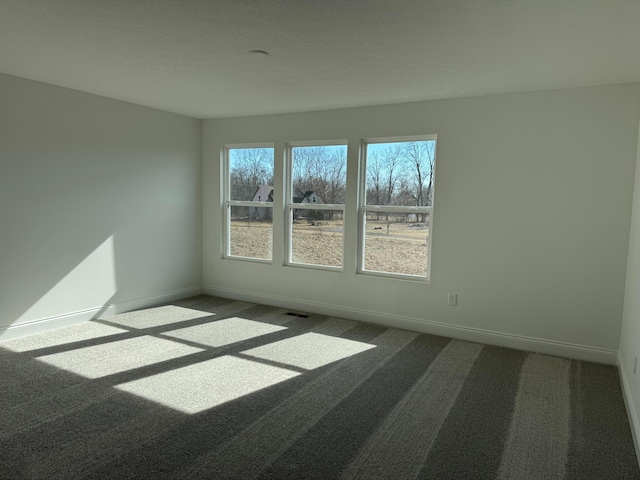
[89,323,388,480]
[19,315,355,478]
[0,295,638,480]
[342,340,485,480]
[567,361,640,479]
[497,354,571,480]
[182,328,425,479]
[256,333,453,480]
[417,346,527,479]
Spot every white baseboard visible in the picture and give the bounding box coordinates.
[3,283,618,365]
[0,307,105,342]
[618,352,640,470]
[0,286,202,342]
[203,285,618,365]
[101,285,203,317]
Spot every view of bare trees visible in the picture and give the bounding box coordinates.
[366,140,435,208]
[291,146,347,204]
[229,147,274,201]
[229,141,434,208]
[226,141,434,276]
[290,145,347,221]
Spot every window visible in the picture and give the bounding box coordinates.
[224,146,275,261]
[360,137,436,278]
[286,142,347,269]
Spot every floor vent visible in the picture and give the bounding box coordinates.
[285,312,310,318]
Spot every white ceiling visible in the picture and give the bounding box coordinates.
[2,0,640,119]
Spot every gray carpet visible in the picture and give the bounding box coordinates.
[1,295,638,479]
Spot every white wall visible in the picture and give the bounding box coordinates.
[620,114,640,462]
[0,73,202,339]
[203,84,640,363]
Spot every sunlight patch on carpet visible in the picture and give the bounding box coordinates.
[115,356,300,414]
[242,332,376,370]
[102,305,213,329]
[1,322,128,352]
[163,317,287,348]
[36,336,203,378]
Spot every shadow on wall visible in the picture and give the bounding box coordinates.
[0,73,201,341]
[0,235,118,341]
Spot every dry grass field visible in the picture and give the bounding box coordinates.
[229,220,429,276]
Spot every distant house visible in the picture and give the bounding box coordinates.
[249,185,319,220]
[249,187,319,221]
[293,190,318,205]
[249,185,274,220]
[293,190,318,220]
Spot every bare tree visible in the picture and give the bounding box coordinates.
[366,144,403,220]
[382,145,403,206]
[366,151,384,207]
[400,141,435,220]
[229,148,274,201]
[308,151,346,205]
[291,146,319,198]
[292,146,347,219]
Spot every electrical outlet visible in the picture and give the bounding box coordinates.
[448,293,457,307]
[634,356,638,376]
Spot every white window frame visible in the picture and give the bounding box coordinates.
[285,140,348,271]
[358,135,436,281]
[223,143,275,263]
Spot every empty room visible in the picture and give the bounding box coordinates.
[2,1,640,478]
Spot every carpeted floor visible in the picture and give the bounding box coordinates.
[1,295,638,479]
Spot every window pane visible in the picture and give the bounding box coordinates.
[363,211,429,276]
[365,140,435,207]
[291,145,347,204]
[291,209,343,267]
[229,206,272,260]
[229,148,274,201]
